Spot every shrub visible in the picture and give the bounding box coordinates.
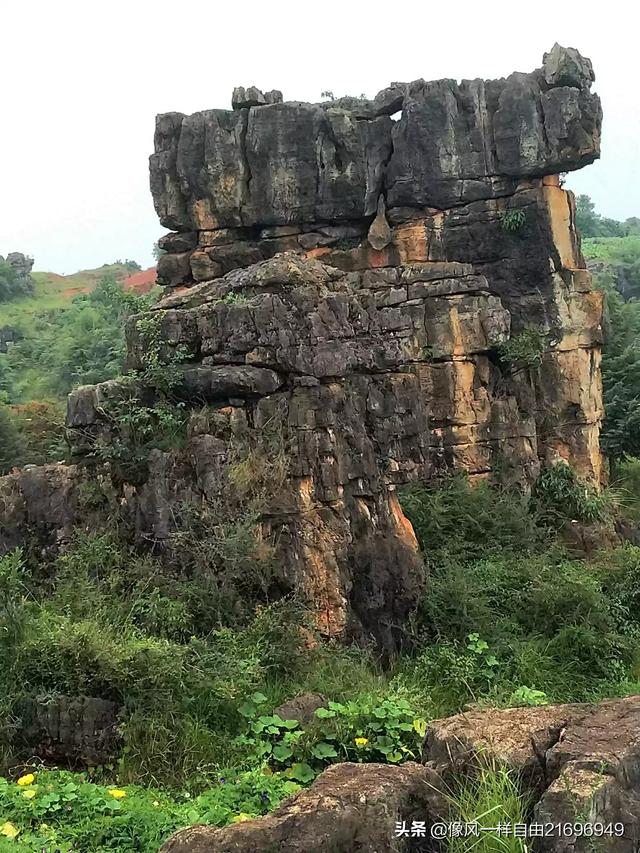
[400,476,545,569]
[532,462,611,523]
[497,328,545,370]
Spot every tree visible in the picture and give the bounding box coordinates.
[152,242,166,262]
[0,275,155,403]
[576,195,626,238]
[598,277,640,459]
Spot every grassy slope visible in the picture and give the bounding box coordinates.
[0,263,135,324]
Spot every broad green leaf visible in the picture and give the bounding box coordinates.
[272,744,293,762]
[311,742,338,760]
[287,762,315,784]
[315,707,336,719]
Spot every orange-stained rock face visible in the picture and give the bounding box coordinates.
[0,47,607,650]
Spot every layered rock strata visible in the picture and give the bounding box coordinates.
[0,45,605,648]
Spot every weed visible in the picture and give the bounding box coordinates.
[501,208,527,233]
[443,760,530,852]
[498,329,545,371]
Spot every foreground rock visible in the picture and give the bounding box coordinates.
[161,762,447,853]
[425,695,640,852]
[162,697,640,852]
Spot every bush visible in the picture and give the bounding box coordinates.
[0,405,25,474]
[395,476,640,714]
[532,462,611,523]
[497,328,545,370]
[400,476,545,569]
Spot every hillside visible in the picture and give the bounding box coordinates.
[0,262,156,324]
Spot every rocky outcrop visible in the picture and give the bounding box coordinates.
[150,43,600,241]
[0,46,605,649]
[161,761,448,853]
[424,696,640,852]
[161,696,640,853]
[14,695,120,767]
[0,252,35,295]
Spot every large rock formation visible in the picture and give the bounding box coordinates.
[0,45,605,649]
[0,251,35,298]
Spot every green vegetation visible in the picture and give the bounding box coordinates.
[0,768,298,851]
[579,207,640,461]
[444,761,530,853]
[0,271,156,473]
[1,206,640,848]
[2,466,640,848]
[497,328,545,371]
[576,194,640,239]
[0,276,154,404]
[0,260,33,304]
[500,208,527,233]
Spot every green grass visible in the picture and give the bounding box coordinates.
[443,762,530,852]
[2,468,640,848]
[0,264,134,325]
[582,235,640,262]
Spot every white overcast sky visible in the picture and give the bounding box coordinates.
[1,0,638,274]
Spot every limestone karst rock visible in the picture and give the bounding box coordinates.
[0,251,35,295]
[0,46,605,650]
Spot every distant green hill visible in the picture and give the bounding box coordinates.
[583,235,640,301]
[0,262,139,324]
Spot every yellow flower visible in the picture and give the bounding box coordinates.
[354,737,368,747]
[231,813,253,823]
[153,801,160,807]
[1,822,19,839]
[17,772,36,786]
[413,718,428,738]
[22,788,37,799]
[108,789,127,799]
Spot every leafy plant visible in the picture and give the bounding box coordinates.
[532,462,611,523]
[501,208,527,233]
[497,329,545,370]
[231,693,427,782]
[0,767,298,852]
[508,686,548,707]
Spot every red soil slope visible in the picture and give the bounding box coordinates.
[123,267,157,294]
